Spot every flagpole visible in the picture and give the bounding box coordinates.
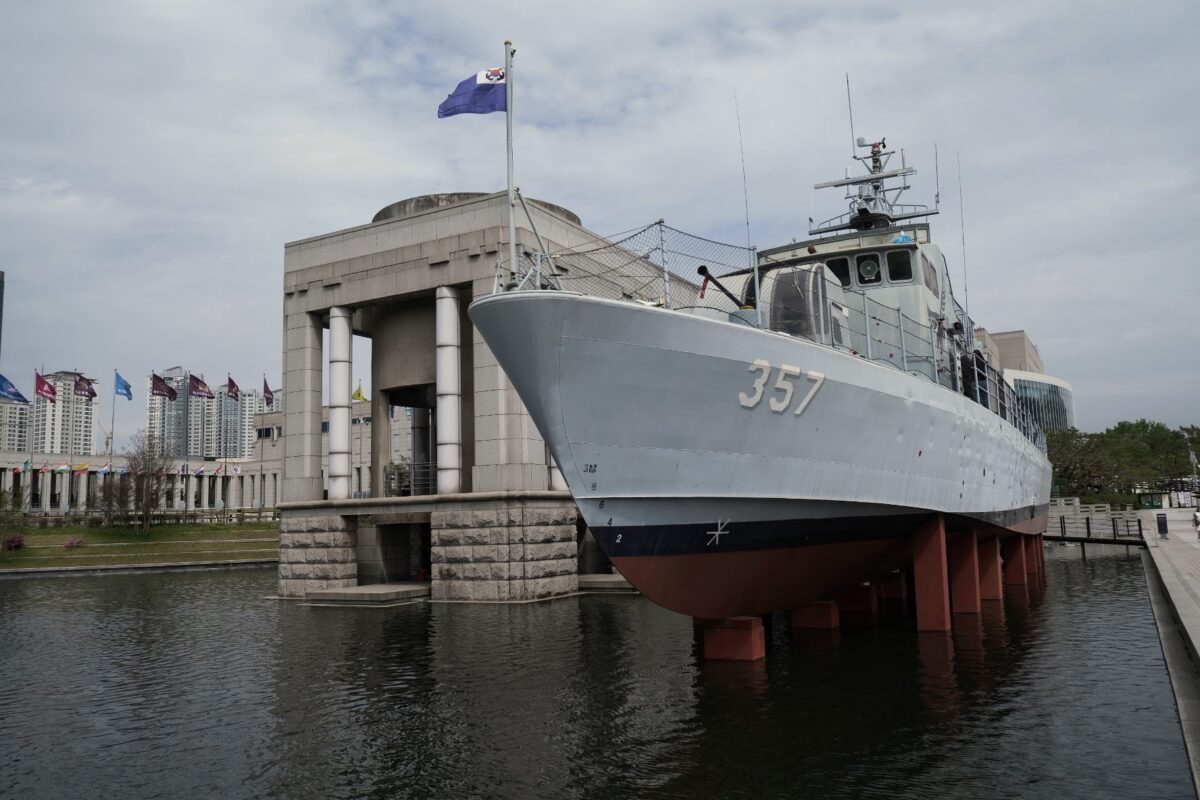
[505,39,517,277]
[109,371,116,470]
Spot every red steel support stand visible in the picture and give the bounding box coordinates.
[978,535,1004,601]
[876,571,908,615]
[1002,536,1028,585]
[913,514,951,631]
[697,616,766,661]
[1024,535,1040,584]
[789,600,840,629]
[947,532,981,614]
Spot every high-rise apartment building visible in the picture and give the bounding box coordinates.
[31,371,97,455]
[147,369,273,459]
[0,398,29,453]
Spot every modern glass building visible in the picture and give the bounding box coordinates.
[1004,369,1076,432]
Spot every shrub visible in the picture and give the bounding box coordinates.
[63,537,84,549]
[2,534,24,551]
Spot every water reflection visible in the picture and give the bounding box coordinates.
[0,545,1191,800]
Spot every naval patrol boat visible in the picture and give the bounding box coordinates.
[469,137,1052,620]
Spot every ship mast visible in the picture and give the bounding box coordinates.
[809,137,938,236]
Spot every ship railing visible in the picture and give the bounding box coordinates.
[508,220,1044,450]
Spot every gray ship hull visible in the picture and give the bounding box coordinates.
[469,291,1052,618]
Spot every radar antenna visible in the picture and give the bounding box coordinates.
[808,135,939,235]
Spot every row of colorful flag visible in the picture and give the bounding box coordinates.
[11,461,247,476]
[0,371,274,407]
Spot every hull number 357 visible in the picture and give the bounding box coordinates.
[738,359,824,416]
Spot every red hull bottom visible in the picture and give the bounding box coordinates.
[612,538,914,620]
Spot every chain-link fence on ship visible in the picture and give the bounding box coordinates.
[502,220,1043,451]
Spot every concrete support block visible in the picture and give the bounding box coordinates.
[698,617,766,661]
[913,514,951,632]
[790,600,840,629]
[277,512,358,598]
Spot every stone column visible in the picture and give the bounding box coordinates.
[435,286,461,494]
[40,471,51,513]
[200,474,209,509]
[76,471,88,513]
[214,475,224,509]
[1,468,11,494]
[411,407,430,493]
[283,311,323,502]
[328,306,352,500]
[185,474,195,511]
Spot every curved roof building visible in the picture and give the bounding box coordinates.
[1004,369,1076,432]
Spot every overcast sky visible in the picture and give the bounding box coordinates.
[1,0,1196,449]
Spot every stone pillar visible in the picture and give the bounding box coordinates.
[76,471,88,513]
[278,514,358,598]
[328,306,352,500]
[370,387,392,497]
[229,475,241,509]
[1,468,11,494]
[948,532,981,614]
[214,475,224,509]
[40,471,51,513]
[185,474,195,511]
[282,311,323,502]
[435,286,462,494]
[913,514,951,632]
[200,474,210,509]
[978,534,1004,601]
[431,499,578,601]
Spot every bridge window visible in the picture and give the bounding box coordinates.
[825,257,851,287]
[886,250,913,282]
[856,253,881,285]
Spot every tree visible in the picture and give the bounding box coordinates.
[125,430,169,534]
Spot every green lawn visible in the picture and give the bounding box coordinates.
[0,522,279,570]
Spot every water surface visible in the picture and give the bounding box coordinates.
[0,546,1191,799]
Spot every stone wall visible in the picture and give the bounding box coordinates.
[431,500,578,601]
[278,514,358,598]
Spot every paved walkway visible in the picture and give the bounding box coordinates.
[1142,517,1200,795]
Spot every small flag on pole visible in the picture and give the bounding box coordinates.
[98,464,111,475]
[234,465,242,475]
[263,378,274,409]
[438,67,507,117]
[151,374,178,401]
[35,373,57,403]
[227,376,241,401]
[74,375,96,399]
[180,463,188,475]
[195,466,205,476]
[73,464,89,475]
[114,372,133,401]
[352,383,367,403]
[0,374,29,403]
[189,374,214,399]
[214,464,224,476]
[40,463,49,473]
[55,463,69,472]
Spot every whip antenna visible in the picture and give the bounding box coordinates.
[845,74,857,158]
[733,87,761,326]
[957,150,970,324]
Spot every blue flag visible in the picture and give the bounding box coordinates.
[114,371,133,401]
[438,67,506,118]
[0,374,29,404]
